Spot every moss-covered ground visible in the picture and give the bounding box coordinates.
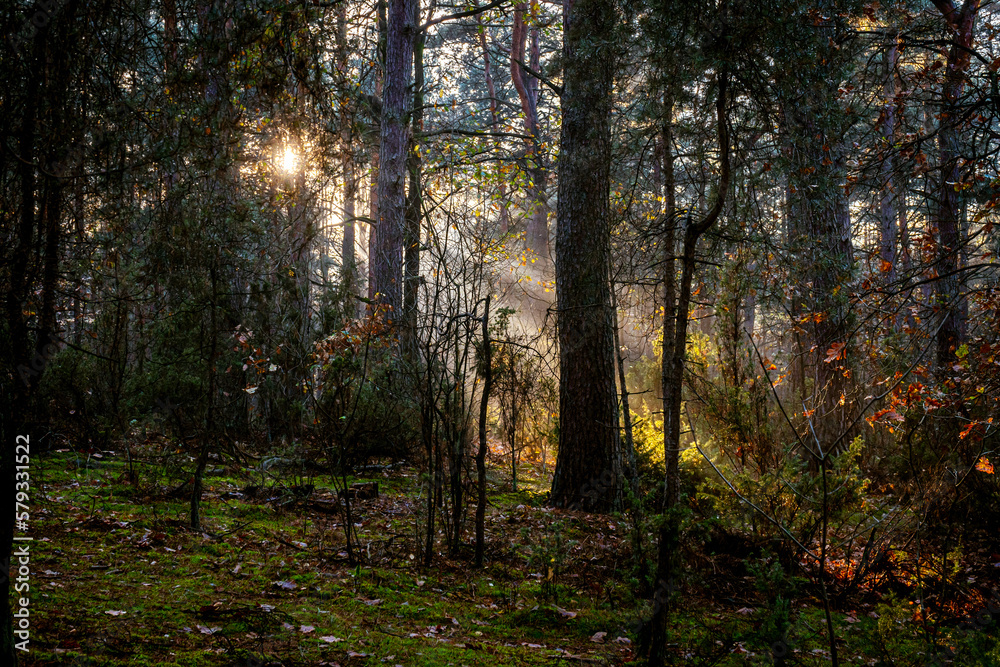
[17,444,1000,666]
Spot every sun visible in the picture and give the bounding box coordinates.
[280,145,298,174]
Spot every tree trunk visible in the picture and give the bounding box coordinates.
[404,7,424,334]
[475,297,492,567]
[878,33,898,285]
[777,12,856,459]
[1,30,44,667]
[931,0,979,365]
[550,0,621,512]
[373,0,415,319]
[368,0,387,305]
[338,3,358,290]
[611,283,638,485]
[648,73,729,667]
[510,3,549,261]
[478,24,510,233]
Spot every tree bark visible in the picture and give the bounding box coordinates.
[337,2,358,290]
[373,0,415,319]
[1,28,44,667]
[549,0,621,512]
[368,0,388,304]
[510,3,549,260]
[878,33,898,285]
[404,4,425,334]
[479,22,510,233]
[778,11,856,457]
[931,0,979,365]
[475,297,492,567]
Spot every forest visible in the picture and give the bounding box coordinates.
[2,0,1000,664]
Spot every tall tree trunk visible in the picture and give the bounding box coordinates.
[343,151,357,283]
[368,0,387,304]
[478,22,510,233]
[368,153,380,303]
[337,3,358,290]
[549,0,621,512]
[373,0,415,319]
[510,3,549,261]
[878,33,898,285]
[404,4,425,334]
[931,0,979,365]
[780,111,807,399]
[778,11,856,458]
[1,29,44,667]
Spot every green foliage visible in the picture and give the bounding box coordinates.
[311,314,418,469]
[520,519,577,604]
[746,555,796,648]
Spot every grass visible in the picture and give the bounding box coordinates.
[17,446,1000,666]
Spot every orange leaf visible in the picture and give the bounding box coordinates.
[959,421,984,441]
[975,456,994,474]
[824,342,846,363]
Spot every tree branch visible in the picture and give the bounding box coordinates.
[420,0,508,32]
[511,57,563,97]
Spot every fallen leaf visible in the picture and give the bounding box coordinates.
[590,631,607,643]
[554,606,577,619]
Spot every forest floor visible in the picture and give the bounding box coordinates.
[18,441,1000,666]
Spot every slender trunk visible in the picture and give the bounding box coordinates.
[367,0,386,304]
[343,153,357,282]
[34,181,62,371]
[510,394,518,492]
[649,72,729,667]
[878,33,898,285]
[510,4,548,260]
[742,260,757,338]
[475,297,492,567]
[478,23,510,232]
[368,155,380,303]
[404,9,424,334]
[338,4,358,290]
[192,266,219,530]
[611,284,638,485]
[661,98,677,410]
